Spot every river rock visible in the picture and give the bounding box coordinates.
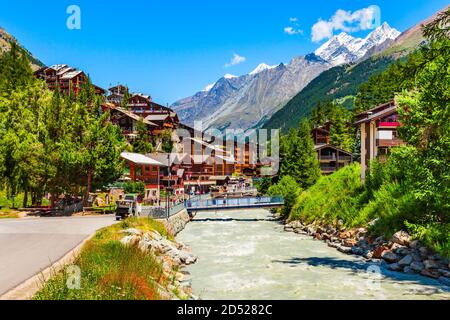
[409,240,421,249]
[343,238,357,248]
[316,226,326,234]
[418,246,429,257]
[387,263,403,271]
[392,231,411,246]
[393,245,410,256]
[423,259,440,270]
[363,251,373,260]
[320,233,330,241]
[356,239,370,250]
[421,269,440,279]
[372,246,389,259]
[398,254,413,266]
[337,245,352,254]
[307,226,316,235]
[119,228,143,236]
[351,246,364,256]
[294,229,308,235]
[438,269,450,278]
[328,241,340,249]
[284,225,294,232]
[403,266,415,274]
[290,221,303,229]
[373,236,386,246]
[120,235,141,247]
[381,250,400,263]
[438,276,450,286]
[410,261,425,272]
[356,228,368,239]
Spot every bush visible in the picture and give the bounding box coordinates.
[123,181,145,195]
[289,163,364,226]
[268,176,301,218]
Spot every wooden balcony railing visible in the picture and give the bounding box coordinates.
[377,138,403,147]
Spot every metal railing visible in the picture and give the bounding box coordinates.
[185,196,284,209]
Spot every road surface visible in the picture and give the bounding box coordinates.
[0,215,117,296]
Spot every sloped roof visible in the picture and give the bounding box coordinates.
[314,144,353,156]
[120,152,166,166]
[111,106,157,126]
[355,105,398,124]
[144,114,170,122]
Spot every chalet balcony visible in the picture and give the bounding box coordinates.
[377,138,403,147]
[319,155,352,162]
[378,121,400,128]
[320,166,337,173]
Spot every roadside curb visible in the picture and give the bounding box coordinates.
[0,233,96,300]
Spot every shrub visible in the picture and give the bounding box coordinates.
[267,176,301,218]
[289,163,364,226]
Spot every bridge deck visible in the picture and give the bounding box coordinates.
[185,196,284,212]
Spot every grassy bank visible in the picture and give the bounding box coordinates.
[34,218,179,300]
[288,163,450,258]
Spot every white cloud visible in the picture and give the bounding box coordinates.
[289,17,298,22]
[311,5,381,42]
[284,26,303,35]
[225,53,246,67]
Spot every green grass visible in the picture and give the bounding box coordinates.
[287,163,450,257]
[289,163,365,227]
[34,217,178,300]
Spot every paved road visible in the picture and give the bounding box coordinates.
[0,216,118,296]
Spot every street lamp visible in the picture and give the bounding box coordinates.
[166,153,171,221]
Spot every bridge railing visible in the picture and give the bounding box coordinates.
[185,196,284,209]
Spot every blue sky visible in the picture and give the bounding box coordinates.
[0,0,448,104]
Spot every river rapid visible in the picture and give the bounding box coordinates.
[176,208,450,300]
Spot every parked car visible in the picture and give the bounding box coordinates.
[115,194,142,221]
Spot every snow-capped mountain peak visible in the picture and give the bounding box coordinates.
[203,82,216,92]
[315,22,400,65]
[365,22,401,45]
[249,63,277,75]
[223,73,238,79]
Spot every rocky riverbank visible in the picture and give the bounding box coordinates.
[284,220,450,287]
[120,227,198,300]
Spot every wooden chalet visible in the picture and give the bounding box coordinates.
[356,100,404,180]
[120,152,166,202]
[314,144,353,175]
[107,85,129,105]
[34,64,105,96]
[102,103,157,141]
[312,122,332,145]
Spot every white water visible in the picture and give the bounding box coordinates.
[177,209,450,300]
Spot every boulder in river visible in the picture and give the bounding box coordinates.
[392,231,411,246]
[410,261,425,272]
[337,245,352,254]
[387,263,403,272]
[420,269,440,279]
[423,259,440,270]
[398,254,413,266]
[381,250,400,263]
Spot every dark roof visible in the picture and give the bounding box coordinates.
[355,104,398,125]
[314,144,353,156]
[356,100,396,122]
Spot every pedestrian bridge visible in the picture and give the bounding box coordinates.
[185,196,284,213]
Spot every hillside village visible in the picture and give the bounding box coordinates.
[0,3,449,301]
